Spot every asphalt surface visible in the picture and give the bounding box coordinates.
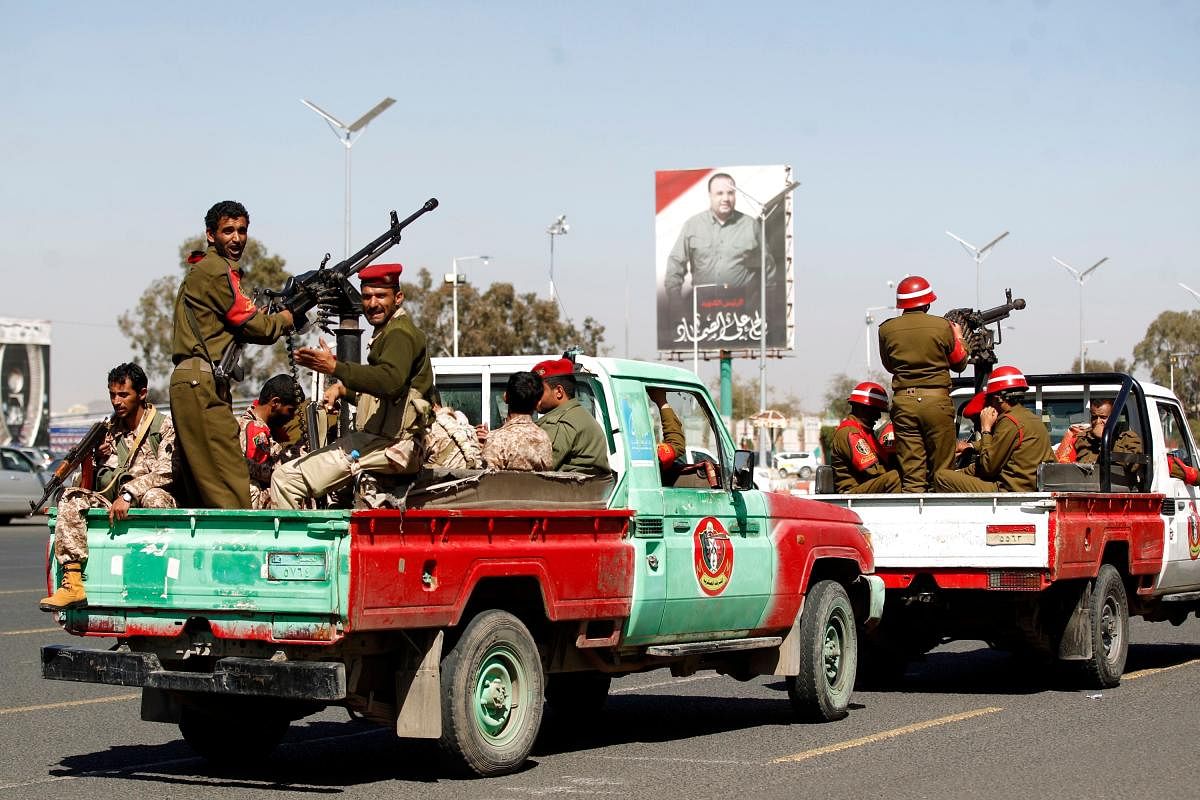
[3,516,1199,799]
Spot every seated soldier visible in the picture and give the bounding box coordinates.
[424,387,484,469]
[237,374,303,509]
[934,366,1053,493]
[533,358,611,475]
[41,363,176,611]
[830,381,900,494]
[482,371,552,470]
[1056,397,1143,464]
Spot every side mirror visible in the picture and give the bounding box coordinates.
[733,450,756,490]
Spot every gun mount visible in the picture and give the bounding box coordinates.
[945,288,1027,392]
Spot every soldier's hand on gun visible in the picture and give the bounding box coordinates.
[108,495,131,524]
[475,423,489,445]
[950,321,964,340]
[294,339,337,375]
[322,382,346,412]
[979,406,999,433]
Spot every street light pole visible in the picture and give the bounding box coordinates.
[301,97,396,258]
[1169,352,1198,393]
[446,255,490,357]
[1052,256,1109,374]
[1181,283,1200,305]
[691,282,722,375]
[864,305,893,373]
[1082,338,1106,372]
[946,230,1010,308]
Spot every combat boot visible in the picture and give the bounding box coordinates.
[39,562,87,611]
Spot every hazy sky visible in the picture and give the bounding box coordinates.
[3,1,1198,412]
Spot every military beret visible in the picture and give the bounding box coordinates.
[359,262,404,287]
[532,358,574,378]
[962,391,986,419]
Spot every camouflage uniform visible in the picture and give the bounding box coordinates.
[424,406,484,469]
[236,404,303,509]
[54,405,176,565]
[483,415,552,471]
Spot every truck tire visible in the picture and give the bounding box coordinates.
[1080,564,1129,689]
[439,610,545,777]
[545,672,611,716]
[178,705,289,765]
[787,580,857,721]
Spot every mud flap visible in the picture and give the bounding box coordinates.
[395,630,443,739]
[1057,581,1094,661]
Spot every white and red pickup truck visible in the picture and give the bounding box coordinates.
[814,372,1200,687]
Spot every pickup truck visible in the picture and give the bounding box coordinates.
[813,372,1200,687]
[41,356,883,777]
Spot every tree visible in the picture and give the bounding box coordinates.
[707,374,804,421]
[823,373,859,420]
[1132,309,1200,436]
[398,268,606,357]
[1067,356,1129,373]
[118,237,294,394]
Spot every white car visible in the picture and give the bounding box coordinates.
[774,451,816,479]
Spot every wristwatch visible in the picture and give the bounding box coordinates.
[120,489,135,505]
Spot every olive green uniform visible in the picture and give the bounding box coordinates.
[878,309,967,493]
[830,416,900,494]
[169,245,291,508]
[1056,429,1143,464]
[537,398,610,474]
[934,404,1053,492]
[270,309,433,509]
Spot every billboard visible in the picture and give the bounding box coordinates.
[0,318,51,449]
[655,165,794,352]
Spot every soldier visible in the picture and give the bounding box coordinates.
[1168,454,1199,486]
[40,363,175,611]
[934,366,1053,493]
[1055,397,1143,465]
[170,201,294,508]
[424,388,484,469]
[237,374,304,509]
[830,381,900,494]
[482,372,552,471]
[878,275,968,492]
[272,263,433,508]
[648,387,687,469]
[533,358,611,475]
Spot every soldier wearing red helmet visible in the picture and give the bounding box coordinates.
[878,275,969,492]
[829,381,900,494]
[934,366,1053,493]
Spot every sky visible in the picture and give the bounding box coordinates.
[2,1,1198,413]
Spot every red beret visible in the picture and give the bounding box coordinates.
[532,358,574,378]
[359,262,403,287]
[962,391,986,419]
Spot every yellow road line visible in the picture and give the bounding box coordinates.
[1125,658,1200,681]
[773,706,1004,764]
[0,627,60,636]
[0,693,139,716]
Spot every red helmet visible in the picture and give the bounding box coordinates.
[985,365,1028,394]
[847,381,889,410]
[895,275,936,309]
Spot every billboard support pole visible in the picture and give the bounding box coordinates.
[720,351,733,437]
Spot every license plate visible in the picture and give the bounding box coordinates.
[267,552,328,581]
[986,525,1036,545]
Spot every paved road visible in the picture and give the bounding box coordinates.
[2,517,1198,799]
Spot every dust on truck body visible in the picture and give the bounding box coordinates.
[41,356,882,777]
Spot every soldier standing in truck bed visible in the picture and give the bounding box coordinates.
[170,201,294,508]
[878,275,968,492]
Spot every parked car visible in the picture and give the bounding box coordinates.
[774,451,816,478]
[0,447,44,522]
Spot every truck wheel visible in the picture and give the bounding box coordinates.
[439,610,545,777]
[787,580,857,721]
[178,705,289,765]
[545,672,611,716]
[1080,564,1129,688]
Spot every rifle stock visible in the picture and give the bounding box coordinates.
[31,416,112,513]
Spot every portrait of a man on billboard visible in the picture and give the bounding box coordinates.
[655,165,793,352]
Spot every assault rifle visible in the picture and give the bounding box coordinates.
[945,288,1027,392]
[31,416,113,513]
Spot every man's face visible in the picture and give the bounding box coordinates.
[265,398,298,429]
[855,405,883,427]
[109,379,146,422]
[708,177,736,221]
[1089,402,1113,438]
[206,215,248,261]
[362,286,399,327]
[537,380,565,413]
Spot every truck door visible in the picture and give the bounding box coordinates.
[1155,400,1200,591]
[649,387,772,640]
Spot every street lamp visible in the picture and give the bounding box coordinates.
[946,230,1010,308]
[1169,352,1198,394]
[864,305,893,373]
[1180,283,1200,305]
[1082,338,1106,371]
[301,97,396,258]
[546,214,569,316]
[691,282,725,375]
[446,255,491,358]
[1052,255,1109,375]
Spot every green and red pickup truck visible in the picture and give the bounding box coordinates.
[41,356,882,777]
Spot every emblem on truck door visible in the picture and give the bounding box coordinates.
[693,517,734,596]
[1187,500,1200,561]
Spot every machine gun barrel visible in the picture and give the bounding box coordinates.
[328,198,439,280]
[977,295,1026,326]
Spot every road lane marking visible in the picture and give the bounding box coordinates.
[773,707,1004,764]
[0,627,59,636]
[599,755,747,765]
[610,674,717,694]
[0,693,139,716]
[0,589,43,595]
[1124,658,1200,681]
